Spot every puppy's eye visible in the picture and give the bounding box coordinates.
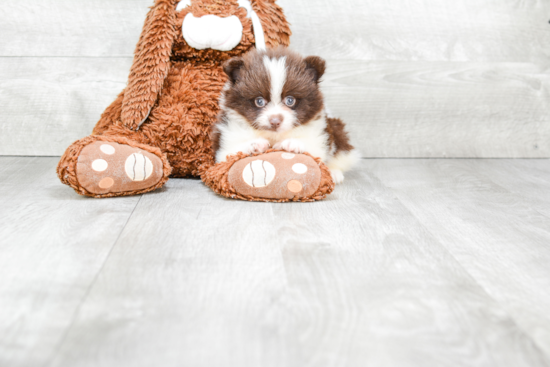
[284,96,296,107]
[255,97,266,108]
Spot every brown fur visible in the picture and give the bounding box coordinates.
[222,51,272,126]
[303,56,326,83]
[326,117,354,153]
[282,51,325,125]
[58,0,292,197]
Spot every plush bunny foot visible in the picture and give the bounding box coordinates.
[202,150,335,202]
[57,136,171,198]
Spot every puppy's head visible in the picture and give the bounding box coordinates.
[222,48,326,133]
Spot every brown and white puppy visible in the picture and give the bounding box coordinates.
[212,47,358,183]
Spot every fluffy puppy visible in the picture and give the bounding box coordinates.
[212,47,359,183]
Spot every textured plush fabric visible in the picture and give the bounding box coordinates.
[122,0,178,129]
[228,151,323,200]
[94,61,227,178]
[57,0,335,201]
[57,135,171,198]
[202,150,335,203]
[76,141,165,195]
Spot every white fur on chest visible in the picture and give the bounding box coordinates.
[216,109,330,162]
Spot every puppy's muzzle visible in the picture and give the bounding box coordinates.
[269,114,284,130]
[182,14,243,52]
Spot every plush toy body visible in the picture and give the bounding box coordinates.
[90,60,226,177]
[57,0,335,201]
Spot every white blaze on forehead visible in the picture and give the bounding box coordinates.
[263,56,287,105]
[254,56,298,132]
[256,56,296,132]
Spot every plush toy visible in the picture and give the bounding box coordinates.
[57,0,335,202]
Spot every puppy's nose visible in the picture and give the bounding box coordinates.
[269,114,284,129]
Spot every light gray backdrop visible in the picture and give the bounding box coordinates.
[1,0,549,157]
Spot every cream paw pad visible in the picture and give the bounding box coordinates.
[76,141,164,195]
[227,151,322,200]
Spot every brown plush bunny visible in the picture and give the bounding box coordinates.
[57,0,334,202]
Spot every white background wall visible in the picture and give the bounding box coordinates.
[1,0,549,157]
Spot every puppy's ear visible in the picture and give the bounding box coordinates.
[304,56,326,83]
[223,58,245,84]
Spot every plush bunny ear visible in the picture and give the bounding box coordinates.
[121,0,178,129]
[249,0,291,48]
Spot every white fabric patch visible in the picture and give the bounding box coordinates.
[237,0,253,15]
[176,0,192,12]
[292,163,308,174]
[238,0,266,51]
[92,159,108,172]
[100,144,115,155]
[281,153,295,160]
[125,153,153,181]
[182,14,243,51]
[242,160,276,188]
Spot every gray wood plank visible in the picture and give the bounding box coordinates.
[366,159,550,358]
[47,165,549,366]
[0,157,141,367]
[469,160,550,217]
[281,0,550,63]
[2,0,549,62]
[2,58,549,158]
[324,60,550,158]
[0,57,132,156]
[0,0,150,57]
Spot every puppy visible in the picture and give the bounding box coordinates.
[212,47,359,183]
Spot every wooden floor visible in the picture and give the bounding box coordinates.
[2,1,549,365]
[1,157,549,367]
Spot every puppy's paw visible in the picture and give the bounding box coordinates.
[330,169,344,184]
[245,139,270,154]
[274,139,305,154]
